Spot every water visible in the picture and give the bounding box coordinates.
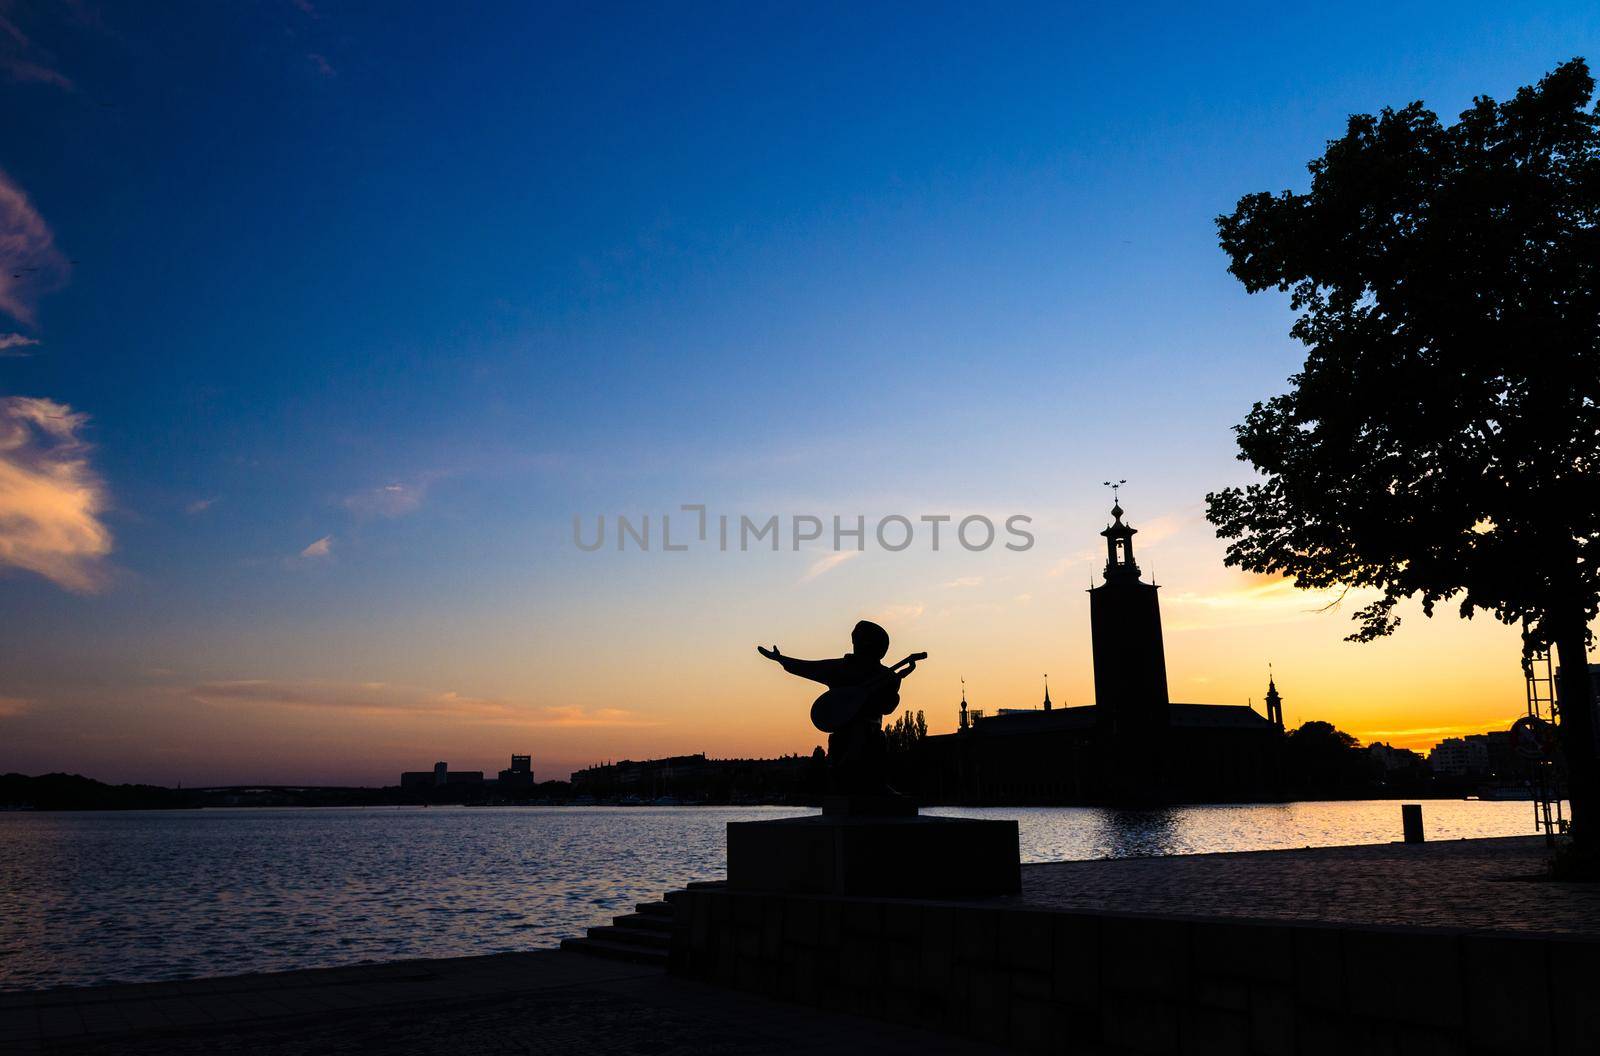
[0,799,1548,992]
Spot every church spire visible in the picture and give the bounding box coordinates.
[1042,674,1052,711]
[959,677,969,731]
[1264,666,1284,730]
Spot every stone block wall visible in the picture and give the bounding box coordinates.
[668,887,1599,1054]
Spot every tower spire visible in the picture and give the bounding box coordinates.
[1264,663,1284,730]
[959,677,969,731]
[1099,482,1141,582]
[1043,674,1052,711]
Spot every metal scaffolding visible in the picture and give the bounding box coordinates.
[1521,646,1567,844]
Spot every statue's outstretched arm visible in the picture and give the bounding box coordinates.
[776,656,837,684]
[757,646,842,686]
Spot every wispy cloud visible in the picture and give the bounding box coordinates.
[1168,575,1312,610]
[0,396,113,592]
[0,695,32,719]
[0,332,39,356]
[943,576,983,589]
[184,497,216,515]
[343,480,427,519]
[300,535,332,558]
[869,603,925,625]
[189,679,660,728]
[799,549,860,583]
[0,10,73,91]
[0,169,70,327]
[535,705,659,728]
[307,52,335,77]
[1164,574,1377,631]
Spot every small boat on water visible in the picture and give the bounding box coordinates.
[1471,784,1535,801]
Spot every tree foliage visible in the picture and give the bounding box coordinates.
[886,709,928,754]
[1282,722,1371,797]
[1207,58,1600,646]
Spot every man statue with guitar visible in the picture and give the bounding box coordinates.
[757,621,926,797]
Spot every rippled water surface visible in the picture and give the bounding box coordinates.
[0,800,1548,991]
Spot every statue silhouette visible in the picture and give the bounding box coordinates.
[758,621,924,797]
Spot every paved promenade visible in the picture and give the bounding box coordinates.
[1012,835,1600,935]
[1,949,1005,1055]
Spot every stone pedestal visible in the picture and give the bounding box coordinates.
[726,811,1020,897]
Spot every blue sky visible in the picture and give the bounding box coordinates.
[2,1,1596,783]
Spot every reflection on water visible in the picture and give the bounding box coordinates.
[933,798,1558,861]
[0,799,1545,991]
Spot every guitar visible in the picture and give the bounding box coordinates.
[809,652,927,734]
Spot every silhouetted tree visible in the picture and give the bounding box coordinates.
[1208,58,1600,858]
[886,710,928,754]
[885,710,929,795]
[0,772,192,810]
[1283,722,1369,798]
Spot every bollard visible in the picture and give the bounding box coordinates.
[1401,803,1424,843]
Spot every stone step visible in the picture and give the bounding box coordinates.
[562,886,691,967]
[559,935,668,966]
[587,924,671,949]
[611,912,673,933]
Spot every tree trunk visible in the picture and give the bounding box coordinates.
[1553,623,1598,856]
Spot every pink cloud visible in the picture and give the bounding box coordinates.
[0,396,113,592]
[0,169,70,327]
[0,11,73,91]
[0,332,39,356]
[189,679,661,728]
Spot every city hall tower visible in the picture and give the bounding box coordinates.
[1089,502,1170,737]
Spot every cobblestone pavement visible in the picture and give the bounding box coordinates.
[2,950,1005,1056]
[1010,834,1600,934]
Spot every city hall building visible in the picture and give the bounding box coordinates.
[919,502,1285,805]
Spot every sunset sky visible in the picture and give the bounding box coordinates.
[2,2,1596,786]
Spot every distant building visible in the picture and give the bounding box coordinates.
[1368,742,1425,772]
[1427,729,1523,780]
[498,754,535,787]
[919,501,1284,805]
[1426,731,1520,780]
[399,761,485,788]
[1429,737,1488,776]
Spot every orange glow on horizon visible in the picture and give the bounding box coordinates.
[0,507,1556,784]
